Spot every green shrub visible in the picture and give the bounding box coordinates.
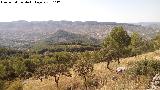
[12,60,26,76]
[0,80,5,90]
[0,64,6,79]
[127,59,160,77]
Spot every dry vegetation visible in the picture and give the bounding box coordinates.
[2,26,160,90]
[21,50,160,90]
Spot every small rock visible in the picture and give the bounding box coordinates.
[116,67,126,74]
[149,73,160,90]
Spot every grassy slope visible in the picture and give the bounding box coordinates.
[23,50,160,90]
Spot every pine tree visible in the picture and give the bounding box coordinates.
[102,26,131,68]
[129,32,143,56]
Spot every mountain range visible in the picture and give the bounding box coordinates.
[0,20,160,49]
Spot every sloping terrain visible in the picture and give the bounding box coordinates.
[23,50,160,90]
[45,30,100,45]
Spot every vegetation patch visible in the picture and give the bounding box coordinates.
[127,59,160,77]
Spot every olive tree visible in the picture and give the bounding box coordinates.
[35,52,73,89]
[73,52,94,90]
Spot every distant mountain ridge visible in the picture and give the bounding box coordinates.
[0,20,159,38]
[0,20,160,49]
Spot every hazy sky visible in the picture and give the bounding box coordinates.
[0,0,160,22]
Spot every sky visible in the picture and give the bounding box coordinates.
[0,0,160,23]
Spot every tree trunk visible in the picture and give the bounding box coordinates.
[117,57,120,64]
[55,76,60,90]
[39,77,43,82]
[84,76,87,90]
[107,60,110,69]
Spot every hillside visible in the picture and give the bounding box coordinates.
[30,30,101,53]
[1,25,160,90]
[0,21,158,39]
[0,21,160,49]
[45,30,100,45]
[22,50,160,90]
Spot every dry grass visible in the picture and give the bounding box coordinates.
[23,75,84,90]
[23,50,160,90]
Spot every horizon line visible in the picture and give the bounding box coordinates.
[0,20,160,23]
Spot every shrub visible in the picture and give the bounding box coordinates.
[0,64,6,79]
[0,80,5,90]
[6,80,23,90]
[12,60,26,76]
[86,76,100,89]
[127,59,160,77]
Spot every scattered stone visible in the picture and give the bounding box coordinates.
[116,67,126,74]
[149,73,160,90]
[112,76,117,81]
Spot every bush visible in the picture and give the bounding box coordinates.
[0,64,6,79]
[0,80,5,90]
[7,80,23,90]
[86,76,100,89]
[12,60,26,76]
[127,59,160,77]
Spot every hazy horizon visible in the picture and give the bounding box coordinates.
[0,20,160,23]
[0,0,160,23]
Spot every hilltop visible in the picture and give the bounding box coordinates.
[45,30,100,45]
